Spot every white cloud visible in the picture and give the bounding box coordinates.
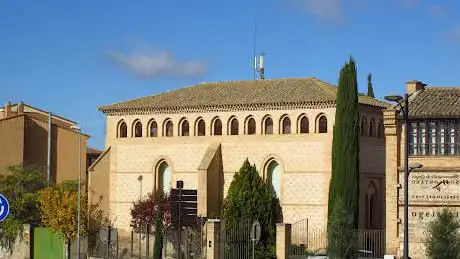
[106,49,207,79]
[287,0,343,23]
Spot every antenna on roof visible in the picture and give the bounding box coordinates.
[253,21,257,80]
[253,21,265,80]
[255,52,265,80]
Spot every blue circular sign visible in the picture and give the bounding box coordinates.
[0,194,10,222]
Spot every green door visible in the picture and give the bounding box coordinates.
[34,227,65,259]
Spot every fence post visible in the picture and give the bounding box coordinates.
[206,219,221,259]
[276,223,292,259]
[131,230,133,258]
[146,224,150,258]
[108,225,112,258]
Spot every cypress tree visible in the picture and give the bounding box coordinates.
[327,58,360,258]
[367,73,375,98]
[222,159,281,259]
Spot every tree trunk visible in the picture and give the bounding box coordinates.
[67,239,71,259]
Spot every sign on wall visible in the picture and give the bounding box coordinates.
[398,172,460,203]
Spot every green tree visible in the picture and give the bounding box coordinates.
[327,198,357,259]
[38,180,108,258]
[0,165,46,253]
[367,73,375,98]
[425,208,460,259]
[222,159,281,259]
[327,58,360,258]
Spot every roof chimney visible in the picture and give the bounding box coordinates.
[18,101,24,114]
[406,80,425,95]
[3,102,12,118]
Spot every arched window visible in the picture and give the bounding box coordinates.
[299,115,309,134]
[361,117,368,136]
[164,120,173,137]
[370,119,376,137]
[318,115,327,133]
[264,117,273,135]
[213,118,222,136]
[246,117,256,135]
[365,182,377,229]
[133,120,142,138]
[281,116,291,134]
[229,117,239,135]
[180,119,189,136]
[196,118,205,136]
[158,161,171,195]
[378,119,384,138]
[118,121,127,138]
[148,120,158,137]
[266,160,281,198]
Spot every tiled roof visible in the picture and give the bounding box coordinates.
[87,147,103,155]
[408,87,460,118]
[99,78,389,114]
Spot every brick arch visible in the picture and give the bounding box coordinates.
[194,117,206,136]
[211,116,222,136]
[162,118,174,137]
[315,113,328,133]
[228,116,239,135]
[261,155,285,201]
[178,117,190,136]
[146,118,158,137]
[262,114,274,135]
[297,113,309,134]
[279,114,291,134]
[244,115,256,135]
[117,119,128,138]
[132,119,142,138]
[152,156,175,194]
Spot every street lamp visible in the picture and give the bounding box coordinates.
[70,125,81,259]
[384,94,423,259]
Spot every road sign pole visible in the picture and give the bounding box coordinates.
[252,239,255,259]
[108,225,111,258]
[177,180,184,259]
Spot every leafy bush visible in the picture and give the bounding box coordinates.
[425,208,460,259]
[0,165,46,253]
[327,198,357,259]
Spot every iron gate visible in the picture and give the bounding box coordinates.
[220,220,252,259]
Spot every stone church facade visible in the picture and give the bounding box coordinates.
[90,78,388,235]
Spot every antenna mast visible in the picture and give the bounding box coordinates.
[253,21,265,80]
[253,21,257,80]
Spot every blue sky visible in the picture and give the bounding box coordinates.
[1,0,460,149]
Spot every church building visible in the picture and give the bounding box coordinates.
[89,77,389,235]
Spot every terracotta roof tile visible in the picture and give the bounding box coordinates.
[99,77,389,113]
[408,87,460,118]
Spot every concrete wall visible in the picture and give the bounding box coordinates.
[0,116,25,173]
[23,116,87,184]
[89,149,111,213]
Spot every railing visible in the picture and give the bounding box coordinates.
[288,219,385,259]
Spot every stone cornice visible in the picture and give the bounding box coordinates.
[99,101,338,115]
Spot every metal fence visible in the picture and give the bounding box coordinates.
[220,220,252,259]
[288,219,385,259]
